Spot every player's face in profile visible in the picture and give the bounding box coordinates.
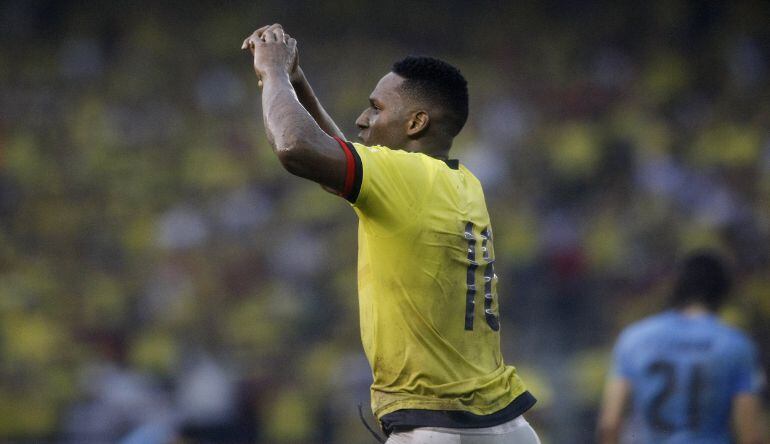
[356,72,410,148]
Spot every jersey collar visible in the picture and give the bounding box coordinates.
[442,159,460,170]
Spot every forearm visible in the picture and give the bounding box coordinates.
[292,67,345,140]
[597,424,621,444]
[597,379,630,444]
[733,394,767,444]
[262,70,327,156]
[597,414,622,444]
[259,69,345,190]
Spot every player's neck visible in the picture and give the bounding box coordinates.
[406,138,452,160]
[678,303,713,317]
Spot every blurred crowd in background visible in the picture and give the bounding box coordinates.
[1,0,768,443]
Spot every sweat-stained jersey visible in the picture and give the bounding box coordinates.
[332,138,534,427]
[612,310,765,443]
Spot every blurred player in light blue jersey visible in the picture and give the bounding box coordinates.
[598,251,767,444]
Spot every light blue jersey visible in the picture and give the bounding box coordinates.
[612,310,764,443]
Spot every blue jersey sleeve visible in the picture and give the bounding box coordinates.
[731,338,765,395]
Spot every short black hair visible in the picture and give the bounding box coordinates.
[670,251,732,311]
[392,55,469,137]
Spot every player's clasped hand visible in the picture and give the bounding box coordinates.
[241,24,297,84]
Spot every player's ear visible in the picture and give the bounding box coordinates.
[406,110,429,138]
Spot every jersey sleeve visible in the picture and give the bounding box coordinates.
[730,338,766,395]
[337,140,432,232]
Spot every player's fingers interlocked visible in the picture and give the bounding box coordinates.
[241,24,297,83]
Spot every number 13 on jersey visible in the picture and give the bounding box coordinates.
[463,222,500,331]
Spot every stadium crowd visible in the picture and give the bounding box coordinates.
[0,1,768,442]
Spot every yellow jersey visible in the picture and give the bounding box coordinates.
[334,138,532,423]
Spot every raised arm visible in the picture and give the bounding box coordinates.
[242,25,349,194]
[247,25,345,140]
[291,67,345,140]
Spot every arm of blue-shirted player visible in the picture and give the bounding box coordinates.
[597,377,631,444]
[731,342,768,444]
[733,394,767,444]
[241,24,348,193]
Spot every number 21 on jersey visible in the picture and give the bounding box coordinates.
[463,222,500,331]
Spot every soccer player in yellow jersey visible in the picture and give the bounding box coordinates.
[242,24,540,443]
